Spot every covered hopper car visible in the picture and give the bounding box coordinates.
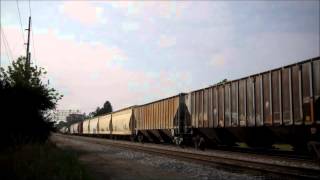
[70,107,135,139]
[186,57,320,150]
[133,94,191,143]
[68,56,319,152]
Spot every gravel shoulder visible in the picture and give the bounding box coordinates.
[52,135,194,180]
[51,134,289,180]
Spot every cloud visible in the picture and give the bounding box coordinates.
[0,26,25,62]
[121,21,140,32]
[158,35,176,48]
[109,1,188,19]
[208,54,225,67]
[1,25,189,113]
[3,1,317,115]
[60,1,105,26]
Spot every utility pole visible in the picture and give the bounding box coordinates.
[25,16,31,80]
[26,16,31,67]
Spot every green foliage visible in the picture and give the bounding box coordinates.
[89,100,113,117]
[102,101,113,113]
[55,121,69,130]
[0,56,62,147]
[216,78,228,85]
[2,57,62,109]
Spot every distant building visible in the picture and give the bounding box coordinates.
[52,109,83,123]
[66,113,85,123]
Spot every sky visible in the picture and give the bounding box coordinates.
[1,1,319,114]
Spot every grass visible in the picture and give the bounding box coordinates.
[0,142,91,180]
[236,142,249,148]
[236,142,294,151]
[272,144,294,151]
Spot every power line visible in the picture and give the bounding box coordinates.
[1,28,14,61]
[2,31,14,62]
[0,28,14,63]
[15,0,25,43]
[31,21,36,65]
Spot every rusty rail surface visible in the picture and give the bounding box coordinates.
[55,134,320,179]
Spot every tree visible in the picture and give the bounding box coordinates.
[0,56,62,147]
[217,79,228,85]
[103,101,113,114]
[95,107,101,116]
[88,100,113,117]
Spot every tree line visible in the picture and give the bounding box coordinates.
[88,101,113,117]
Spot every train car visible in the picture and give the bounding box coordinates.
[186,56,320,150]
[97,114,112,136]
[133,94,191,143]
[111,107,135,139]
[68,125,73,134]
[74,123,78,134]
[70,123,78,134]
[69,125,73,134]
[77,121,83,135]
[82,119,90,134]
[89,117,99,134]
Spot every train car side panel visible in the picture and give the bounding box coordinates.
[83,119,90,134]
[263,72,272,125]
[218,85,224,127]
[302,62,312,124]
[78,121,83,134]
[89,117,99,134]
[98,114,111,134]
[231,81,239,127]
[255,75,264,126]
[239,79,247,126]
[112,108,133,135]
[282,67,293,125]
[225,83,231,127]
[272,70,282,125]
[292,65,303,124]
[313,59,320,123]
[247,77,255,127]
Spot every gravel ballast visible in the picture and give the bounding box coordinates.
[52,134,308,180]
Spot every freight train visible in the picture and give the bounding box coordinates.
[65,56,320,152]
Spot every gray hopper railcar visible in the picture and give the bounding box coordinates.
[133,94,191,144]
[186,56,320,151]
[67,56,320,152]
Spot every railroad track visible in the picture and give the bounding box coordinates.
[55,134,320,179]
[212,146,312,161]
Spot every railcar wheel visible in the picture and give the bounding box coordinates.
[173,136,183,146]
[130,136,135,142]
[138,134,144,143]
[192,135,200,149]
[199,137,206,151]
[192,135,206,150]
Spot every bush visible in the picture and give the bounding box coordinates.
[0,57,62,148]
